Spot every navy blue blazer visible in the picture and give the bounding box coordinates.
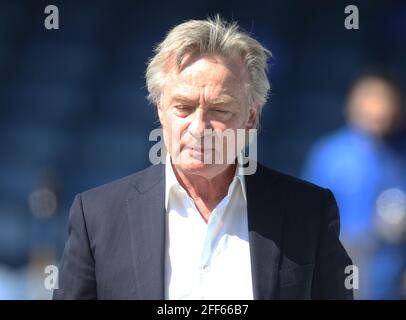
[53,162,353,299]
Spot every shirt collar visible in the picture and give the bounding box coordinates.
[164,152,247,210]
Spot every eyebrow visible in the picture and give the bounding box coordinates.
[171,94,235,106]
[209,95,235,105]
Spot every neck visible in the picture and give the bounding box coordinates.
[171,162,237,222]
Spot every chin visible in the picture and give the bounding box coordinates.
[180,158,211,172]
[178,157,225,177]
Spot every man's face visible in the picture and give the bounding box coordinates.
[157,54,256,179]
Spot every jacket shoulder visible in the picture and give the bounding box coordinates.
[256,162,329,197]
[79,164,164,206]
[254,162,334,225]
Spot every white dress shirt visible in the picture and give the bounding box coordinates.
[164,153,253,300]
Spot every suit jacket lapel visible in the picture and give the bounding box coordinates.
[126,164,166,299]
[246,163,285,300]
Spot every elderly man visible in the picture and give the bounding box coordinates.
[54,16,353,300]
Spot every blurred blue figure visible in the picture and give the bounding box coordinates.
[302,74,406,299]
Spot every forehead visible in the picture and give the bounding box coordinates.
[164,54,248,96]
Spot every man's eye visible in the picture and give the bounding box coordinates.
[213,109,230,114]
[176,106,191,111]
[175,106,193,114]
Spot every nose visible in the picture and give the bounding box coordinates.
[188,108,211,138]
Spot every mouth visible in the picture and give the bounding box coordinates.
[185,146,215,153]
[187,148,214,155]
[182,147,217,163]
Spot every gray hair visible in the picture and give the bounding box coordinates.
[145,15,272,125]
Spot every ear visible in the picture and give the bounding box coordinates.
[156,100,165,126]
[245,105,258,130]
